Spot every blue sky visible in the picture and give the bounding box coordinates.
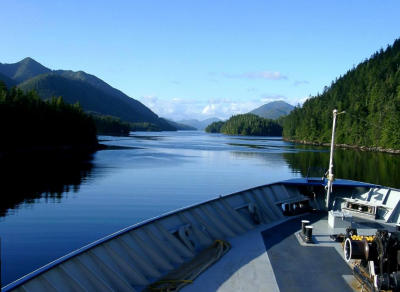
[1,1,399,120]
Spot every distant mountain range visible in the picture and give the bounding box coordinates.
[178,117,221,130]
[0,57,174,130]
[178,103,292,130]
[249,101,294,119]
[0,58,295,131]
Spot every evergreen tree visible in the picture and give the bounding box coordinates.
[282,38,400,149]
[0,84,98,153]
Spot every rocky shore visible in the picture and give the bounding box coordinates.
[283,138,400,154]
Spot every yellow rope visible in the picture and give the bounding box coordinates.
[146,239,231,292]
[153,280,193,284]
[147,280,194,292]
[147,277,194,291]
[214,239,230,247]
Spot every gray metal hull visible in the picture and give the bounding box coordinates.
[3,178,400,292]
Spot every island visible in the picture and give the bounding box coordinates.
[205,114,282,136]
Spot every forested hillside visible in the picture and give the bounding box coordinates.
[0,72,16,88]
[283,38,400,149]
[91,114,131,135]
[0,82,98,153]
[0,58,175,131]
[206,114,282,136]
[205,121,225,133]
[18,74,156,124]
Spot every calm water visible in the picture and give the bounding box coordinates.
[1,131,399,286]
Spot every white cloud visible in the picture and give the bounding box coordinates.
[200,100,255,118]
[139,96,206,120]
[288,96,310,106]
[139,94,293,121]
[201,104,217,115]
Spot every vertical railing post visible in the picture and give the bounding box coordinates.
[326,109,345,209]
[326,109,337,209]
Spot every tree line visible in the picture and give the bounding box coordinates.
[282,38,400,150]
[206,114,283,136]
[90,113,131,135]
[0,82,98,153]
[0,80,144,155]
[4,36,400,150]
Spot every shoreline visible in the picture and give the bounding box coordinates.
[283,138,400,154]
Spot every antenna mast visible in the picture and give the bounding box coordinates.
[326,109,345,209]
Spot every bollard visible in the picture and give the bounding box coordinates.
[301,220,310,235]
[305,225,313,242]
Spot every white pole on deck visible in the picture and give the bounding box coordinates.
[326,109,345,209]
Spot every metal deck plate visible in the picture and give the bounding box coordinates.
[262,213,354,292]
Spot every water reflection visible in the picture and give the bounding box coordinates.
[0,153,94,216]
[283,148,400,189]
[2,133,400,287]
[228,143,267,149]
[130,135,163,140]
[230,151,290,168]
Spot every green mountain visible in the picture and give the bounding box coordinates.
[18,73,161,125]
[0,58,175,130]
[250,101,294,119]
[206,113,282,136]
[282,38,400,150]
[0,72,16,88]
[0,57,51,83]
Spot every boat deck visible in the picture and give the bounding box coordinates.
[262,212,354,292]
[4,180,399,292]
[181,220,283,292]
[183,211,393,292]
